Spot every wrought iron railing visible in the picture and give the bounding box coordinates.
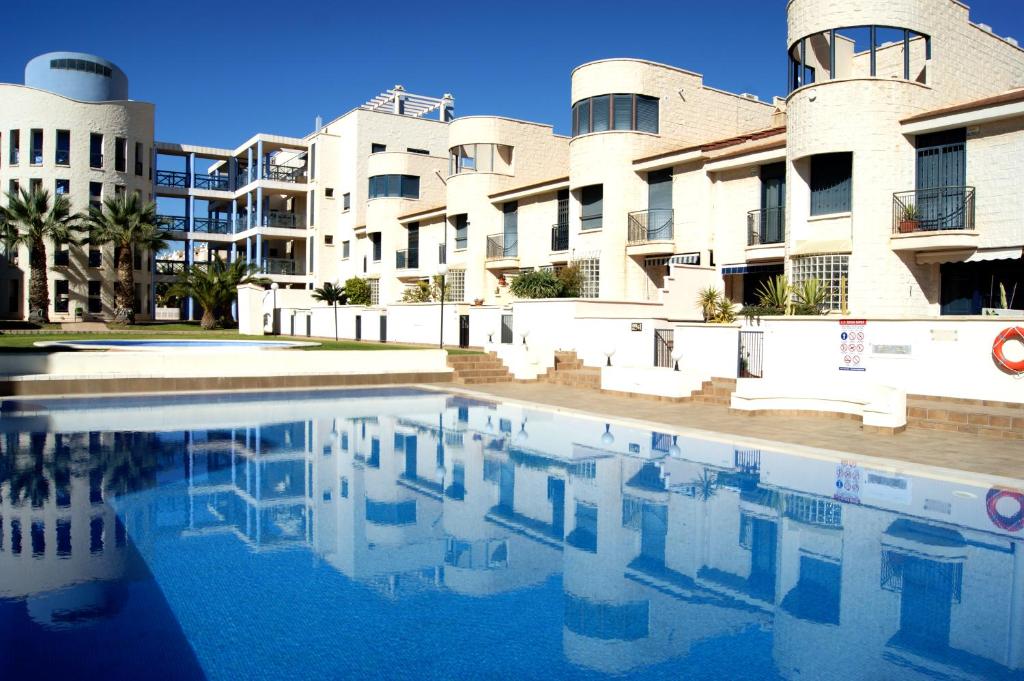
[263,164,307,183]
[747,207,785,246]
[627,209,674,244]
[262,258,301,275]
[155,170,189,188]
[262,211,304,228]
[156,215,187,232]
[194,173,230,191]
[486,233,518,259]
[193,217,233,234]
[551,223,569,252]
[892,186,975,234]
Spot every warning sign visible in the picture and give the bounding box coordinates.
[834,460,862,504]
[839,319,867,372]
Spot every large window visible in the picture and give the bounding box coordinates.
[368,174,419,199]
[810,153,852,216]
[580,185,603,230]
[50,57,113,78]
[788,26,932,92]
[572,94,659,136]
[791,253,848,311]
[370,233,382,261]
[448,144,513,175]
[56,130,70,165]
[115,137,127,172]
[90,133,103,168]
[576,258,600,299]
[88,280,102,314]
[454,214,468,250]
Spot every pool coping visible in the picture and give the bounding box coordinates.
[417,383,1024,490]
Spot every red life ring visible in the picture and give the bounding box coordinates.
[992,326,1024,374]
[986,488,1024,532]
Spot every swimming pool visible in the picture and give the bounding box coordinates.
[35,338,319,351]
[1,387,1021,680]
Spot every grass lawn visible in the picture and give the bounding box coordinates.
[0,330,483,354]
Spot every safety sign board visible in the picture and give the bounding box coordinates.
[839,319,867,372]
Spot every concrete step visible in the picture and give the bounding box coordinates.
[906,397,1024,439]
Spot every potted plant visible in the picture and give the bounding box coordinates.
[473,298,484,306]
[74,306,85,321]
[899,204,919,233]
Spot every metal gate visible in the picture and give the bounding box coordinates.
[379,315,387,343]
[459,315,469,348]
[738,330,763,378]
[355,315,362,341]
[500,314,513,344]
[654,328,674,368]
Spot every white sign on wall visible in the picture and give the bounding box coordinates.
[838,319,867,372]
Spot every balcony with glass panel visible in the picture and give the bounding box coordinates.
[625,209,674,256]
[485,233,519,268]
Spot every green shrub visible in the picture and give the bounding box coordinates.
[509,270,562,299]
[556,265,583,298]
[344,277,372,306]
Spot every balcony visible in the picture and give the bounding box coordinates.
[626,209,674,256]
[746,207,786,260]
[891,186,977,253]
[486,233,518,268]
[193,173,230,191]
[263,164,307,184]
[551,223,569,252]
[262,211,305,229]
[193,217,233,234]
[157,215,187,232]
[155,259,186,275]
[262,258,304,276]
[155,170,189,188]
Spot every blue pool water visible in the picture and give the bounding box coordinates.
[1,387,1022,680]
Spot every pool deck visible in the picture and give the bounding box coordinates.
[440,382,1024,481]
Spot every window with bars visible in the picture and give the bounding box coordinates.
[445,269,465,302]
[790,253,849,311]
[576,258,600,298]
[572,94,659,136]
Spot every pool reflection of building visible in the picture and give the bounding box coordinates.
[3,393,1022,679]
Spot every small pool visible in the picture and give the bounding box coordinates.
[34,338,319,351]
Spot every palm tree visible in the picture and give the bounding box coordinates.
[311,282,348,340]
[169,254,268,330]
[1,187,83,323]
[87,192,169,324]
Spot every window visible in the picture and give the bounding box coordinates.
[407,222,419,268]
[577,258,600,298]
[56,130,70,165]
[88,281,102,313]
[310,143,316,180]
[810,152,852,216]
[30,129,43,164]
[114,184,125,195]
[88,240,101,268]
[407,147,429,155]
[368,175,419,199]
[55,179,69,195]
[90,133,103,168]
[371,143,386,153]
[9,130,19,165]
[791,253,849,311]
[448,144,513,175]
[342,240,350,259]
[29,178,42,194]
[454,214,468,250]
[445,269,465,302]
[325,187,334,198]
[342,193,351,211]
[369,278,380,305]
[9,179,19,197]
[115,137,127,172]
[324,234,334,246]
[580,185,603,230]
[54,240,70,266]
[310,192,315,225]
[89,182,102,210]
[134,142,143,176]
[54,280,70,312]
[370,233,382,261]
[573,94,659,136]
[50,57,113,78]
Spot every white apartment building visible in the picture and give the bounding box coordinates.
[3,0,1022,322]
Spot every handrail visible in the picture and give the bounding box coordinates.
[892,186,975,234]
[627,209,674,244]
[155,170,189,188]
[262,211,305,229]
[262,258,301,275]
[156,215,187,232]
[551,223,569,252]
[193,217,233,234]
[193,173,230,191]
[486,233,518,259]
[262,164,307,183]
[747,207,785,246]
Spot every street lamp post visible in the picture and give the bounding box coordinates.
[436,263,448,349]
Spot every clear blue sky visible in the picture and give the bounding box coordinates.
[4,0,1022,147]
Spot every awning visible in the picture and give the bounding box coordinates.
[916,246,1023,266]
[669,252,701,265]
[721,263,785,276]
[790,239,853,256]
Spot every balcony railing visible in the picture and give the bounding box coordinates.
[155,259,186,275]
[194,173,230,191]
[262,211,304,229]
[747,207,785,246]
[486,233,518,259]
[155,170,189,188]
[237,169,253,187]
[262,258,302,275]
[892,186,975,234]
[156,215,187,232]
[193,217,233,234]
[263,164,307,183]
[627,209,674,244]
[551,223,569,252]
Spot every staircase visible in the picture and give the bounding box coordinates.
[690,377,737,405]
[906,395,1024,440]
[540,351,602,389]
[447,353,513,385]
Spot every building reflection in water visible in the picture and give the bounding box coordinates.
[1,389,1022,679]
